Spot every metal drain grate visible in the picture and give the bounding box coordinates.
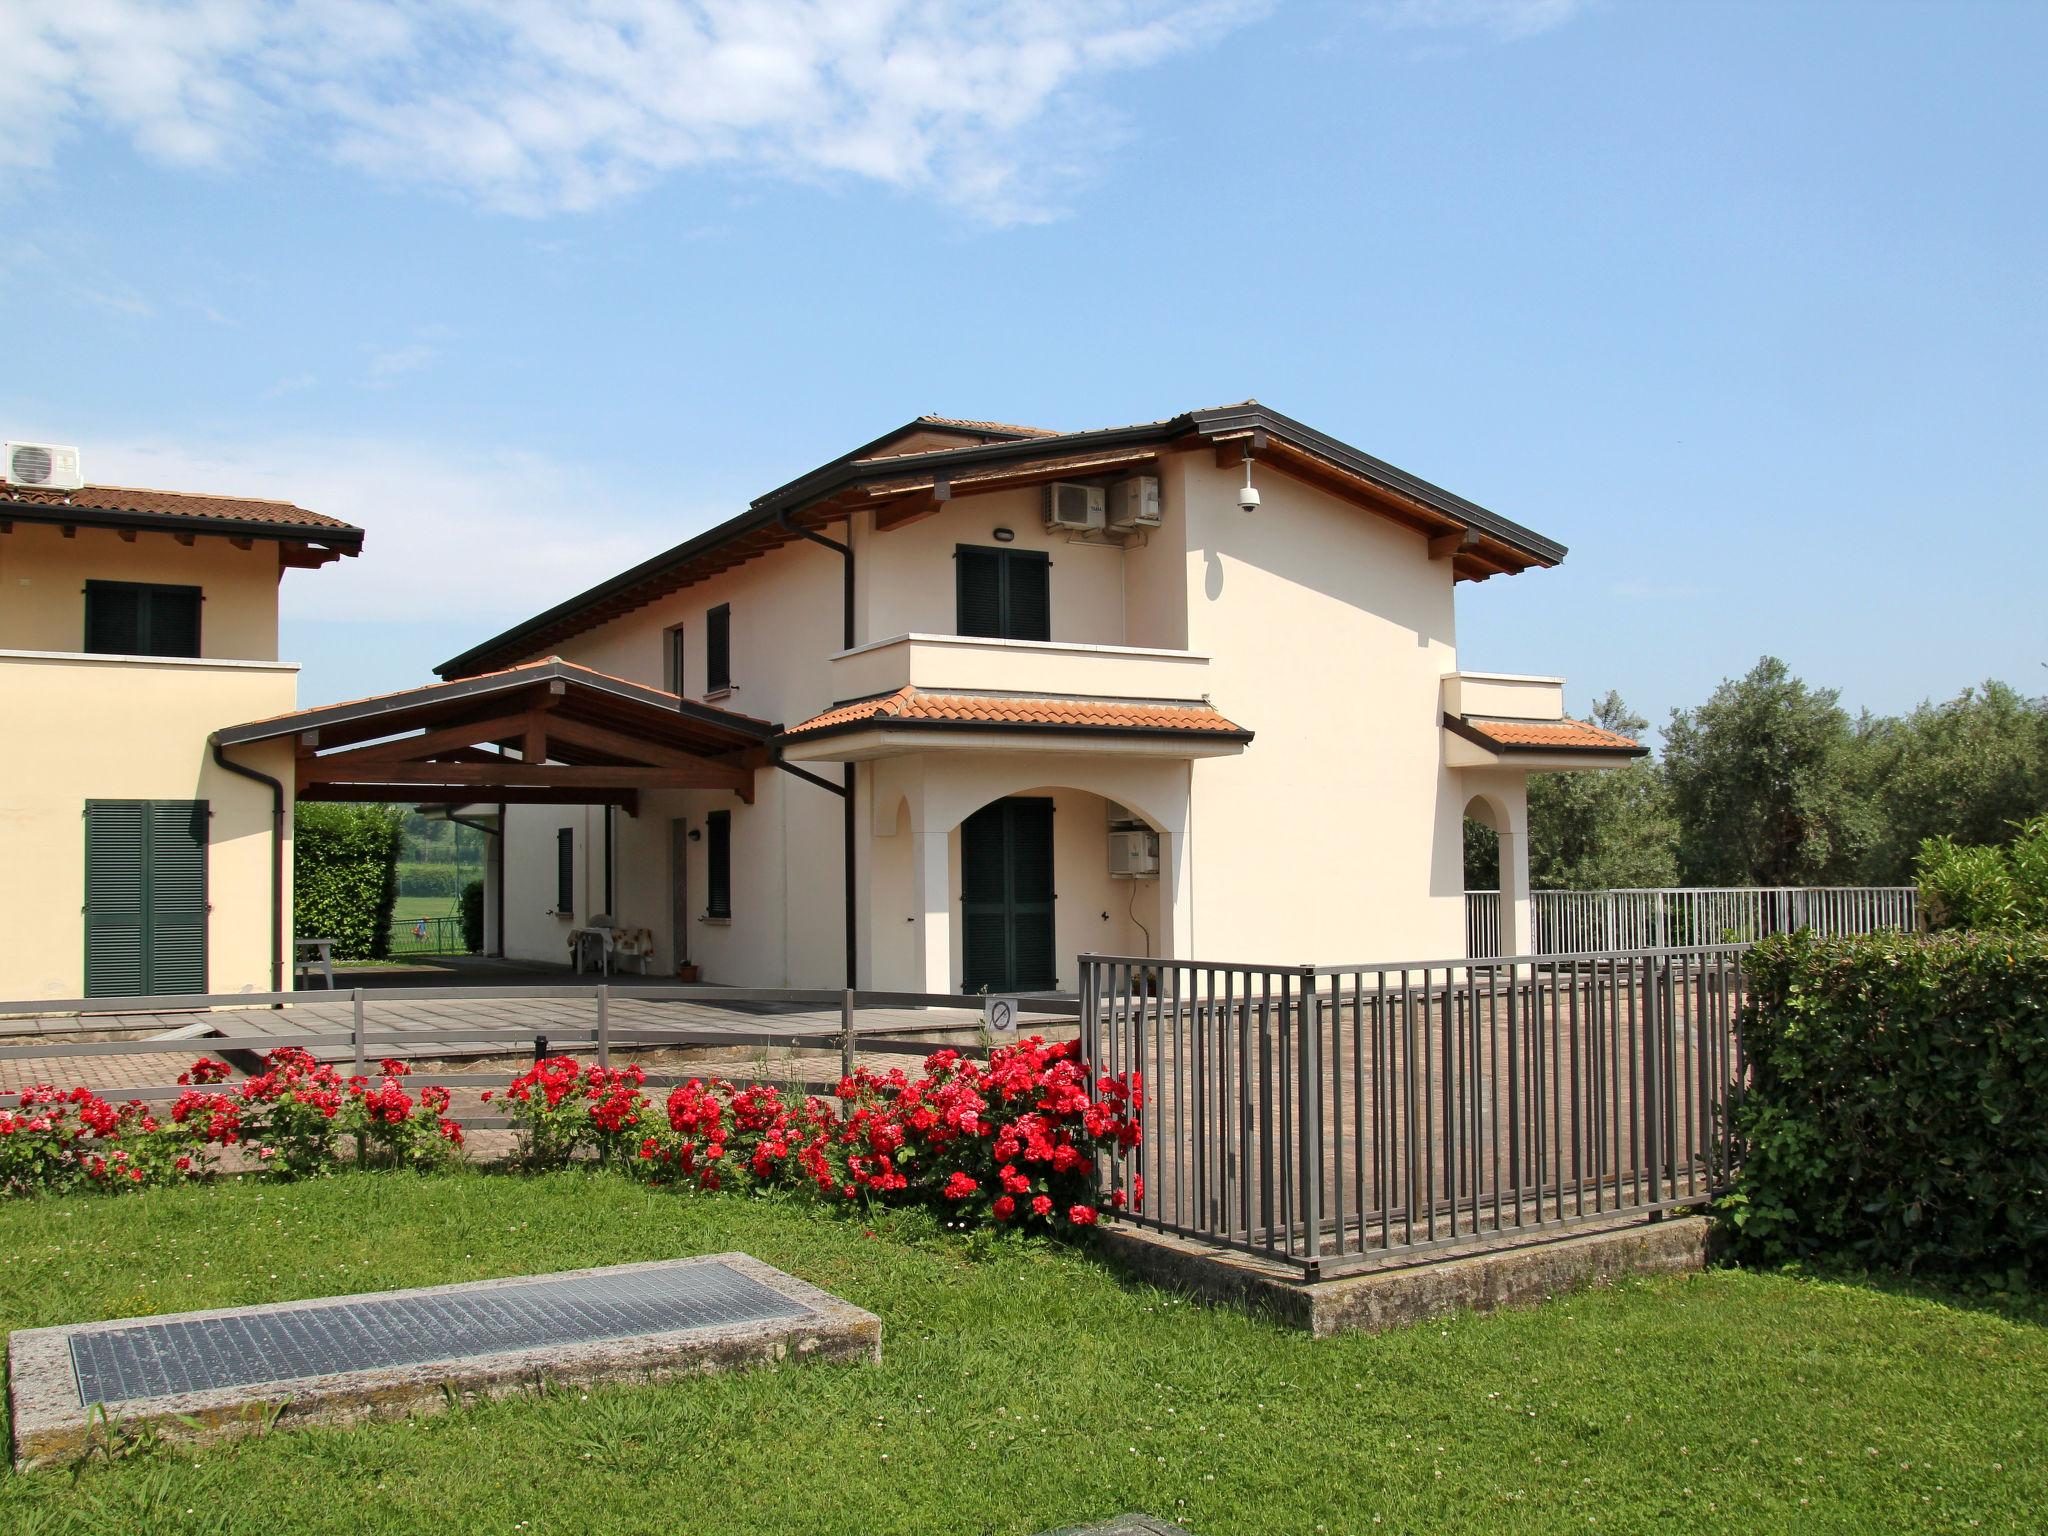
[69,1261,813,1406]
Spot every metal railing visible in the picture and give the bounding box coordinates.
[1082,945,1747,1276]
[1465,886,1918,958]
[0,985,1079,1134]
[384,915,474,958]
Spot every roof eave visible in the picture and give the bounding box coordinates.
[0,499,363,552]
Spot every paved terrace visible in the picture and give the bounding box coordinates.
[0,967,1080,1099]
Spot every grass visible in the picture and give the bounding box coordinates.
[390,895,461,924]
[1,1176,2042,1535]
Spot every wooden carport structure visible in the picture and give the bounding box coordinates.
[209,659,781,986]
[215,657,775,813]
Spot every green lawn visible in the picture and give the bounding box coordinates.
[2,1176,2041,1534]
[390,895,460,923]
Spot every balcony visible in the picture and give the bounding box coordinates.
[828,632,1212,703]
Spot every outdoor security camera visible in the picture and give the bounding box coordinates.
[1236,483,1261,513]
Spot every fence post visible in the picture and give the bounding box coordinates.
[1642,953,1664,1212]
[351,988,366,1078]
[1298,964,1324,1274]
[839,988,857,1083]
[596,985,611,1069]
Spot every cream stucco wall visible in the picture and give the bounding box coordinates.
[0,522,283,660]
[1171,453,1469,965]
[498,536,849,984]
[0,652,296,999]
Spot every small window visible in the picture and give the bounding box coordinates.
[85,581,202,658]
[555,826,575,916]
[706,605,731,693]
[706,810,732,920]
[663,623,686,696]
[955,547,1049,642]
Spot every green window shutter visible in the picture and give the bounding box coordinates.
[150,589,202,658]
[84,802,149,997]
[84,584,145,655]
[955,548,1004,638]
[1004,552,1051,642]
[958,798,1056,992]
[955,548,1051,642]
[84,799,208,997]
[555,827,575,914]
[706,605,731,692]
[1006,798,1057,989]
[84,582,202,658]
[706,811,732,919]
[664,624,685,695]
[144,801,208,994]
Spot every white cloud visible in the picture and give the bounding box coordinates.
[364,342,436,381]
[1363,0,1588,42]
[0,1,1264,225]
[75,430,704,626]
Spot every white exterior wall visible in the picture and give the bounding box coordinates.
[499,537,849,984]
[1171,453,1468,965]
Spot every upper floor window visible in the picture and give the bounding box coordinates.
[705,604,732,694]
[84,581,201,658]
[663,623,686,696]
[955,546,1049,642]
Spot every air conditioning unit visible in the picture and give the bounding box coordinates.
[1044,481,1106,532]
[4,442,84,491]
[1107,475,1162,531]
[1108,827,1160,880]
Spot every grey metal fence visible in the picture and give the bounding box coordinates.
[1081,945,1747,1277]
[1465,886,1918,958]
[385,914,473,958]
[0,986,1079,1133]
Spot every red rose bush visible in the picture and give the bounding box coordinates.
[0,1037,1142,1233]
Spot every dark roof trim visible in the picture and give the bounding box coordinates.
[777,716,1255,747]
[216,659,779,748]
[437,403,1566,678]
[0,499,364,550]
[1442,713,1648,758]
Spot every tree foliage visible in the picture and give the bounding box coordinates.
[1854,681,2048,882]
[293,803,404,960]
[1460,661,2045,893]
[1917,814,2048,932]
[1663,657,1872,886]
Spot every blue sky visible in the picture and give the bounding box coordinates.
[4,0,2043,740]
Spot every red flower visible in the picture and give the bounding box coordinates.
[992,1195,1016,1221]
[943,1170,978,1201]
[1068,1204,1098,1226]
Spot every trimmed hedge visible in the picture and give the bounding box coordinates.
[397,861,468,899]
[461,878,485,954]
[1723,929,2048,1278]
[293,804,403,961]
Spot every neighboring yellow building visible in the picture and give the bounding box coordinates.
[0,463,362,1000]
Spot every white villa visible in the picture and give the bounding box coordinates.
[216,403,1641,994]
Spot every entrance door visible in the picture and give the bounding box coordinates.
[960,797,1056,993]
[84,800,208,997]
[669,816,689,971]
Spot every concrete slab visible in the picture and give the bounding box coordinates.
[9,1253,880,1470]
[1095,1214,1714,1338]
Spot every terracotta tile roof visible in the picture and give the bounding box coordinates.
[786,686,1248,739]
[0,482,359,536]
[914,415,1060,438]
[1457,716,1645,753]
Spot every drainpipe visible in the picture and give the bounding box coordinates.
[776,507,858,989]
[209,733,285,993]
